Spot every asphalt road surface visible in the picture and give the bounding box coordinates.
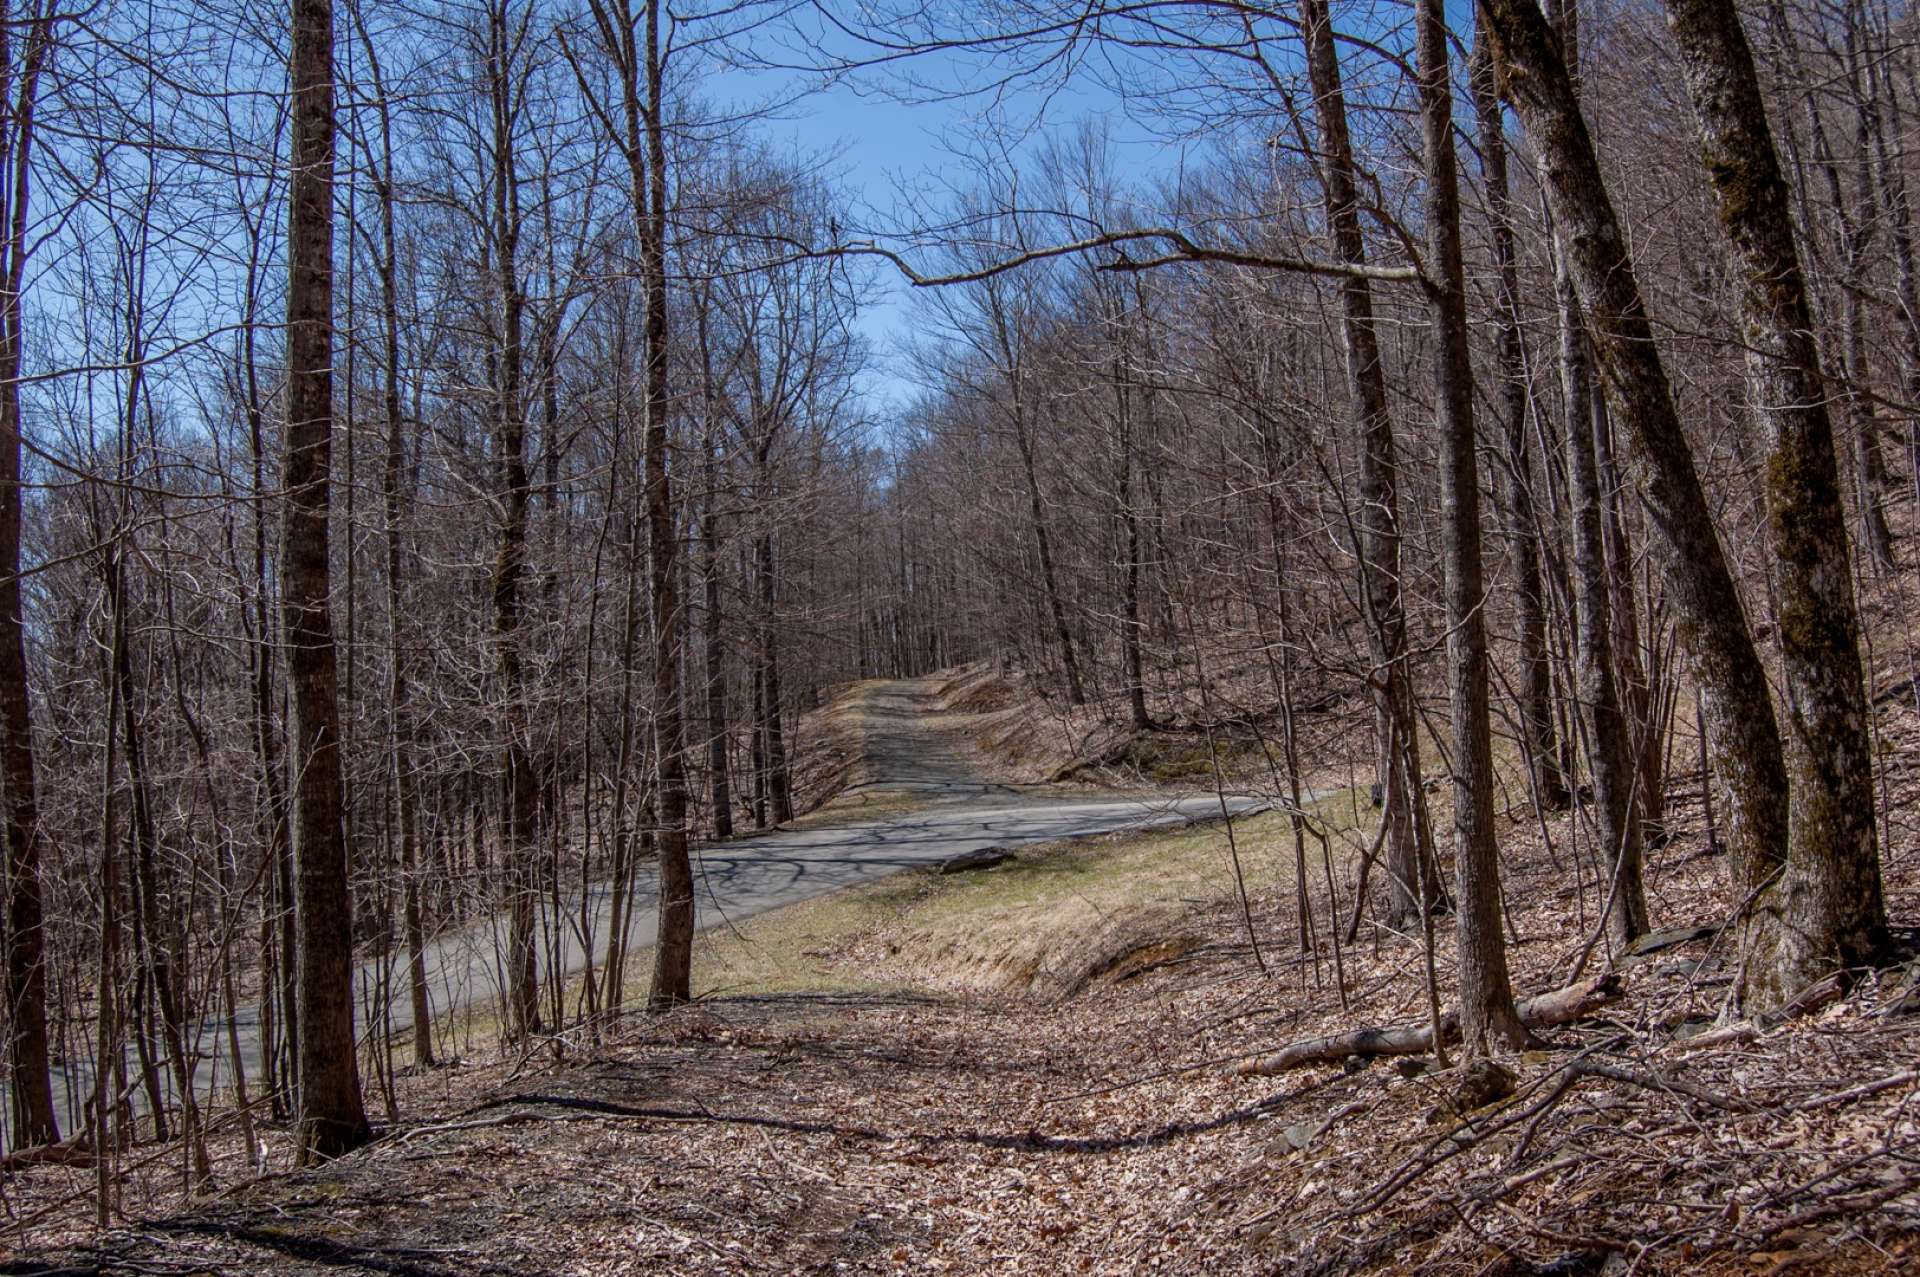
[32,677,1265,1138]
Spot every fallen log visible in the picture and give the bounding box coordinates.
[1234,974,1623,1077]
[0,1135,94,1172]
[1674,970,1848,1051]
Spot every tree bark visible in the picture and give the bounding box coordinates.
[696,299,733,839]
[106,544,207,1177]
[1479,0,1791,919]
[1116,359,1150,733]
[1571,372,1650,948]
[355,8,434,1066]
[1236,975,1621,1075]
[1012,390,1084,706]
[1471,24,1568,815]
[0,4,56,1152]
[1660,0,1888,1006]
[633,0,693,1009]
[1594,395,1663,847]
[1301,0,1440,927]
[242,261,297,1116]
[1533,0,1646,945]
[1856,38,1920,503]
[1531,1,1651,947]
[755,527,794,825]
[1418,0,1526,1054]
[285,0,370,1161]
[485,0,540,1038]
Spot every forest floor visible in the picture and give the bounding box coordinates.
[9,669,1920,1274]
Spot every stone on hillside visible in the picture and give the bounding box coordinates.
[1625,923,1720,959]
[938,846,1013,875]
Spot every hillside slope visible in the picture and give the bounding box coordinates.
[10,671,1920,1274]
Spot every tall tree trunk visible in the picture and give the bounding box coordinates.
[633,0,694,1008]
[1479,0,1791,932]
[1115,353,1150,732]
[1569,358,1651,948]
[90,603,122,1217]
[1011,391,1084,706]
[1594,396,1663,847]
[107,546,207,1177]
[696,301,732,839]
[1857,40,1920,501]
[749,650,768,829]
[242,314,297,1115]
[1661,0,1888,1005]
[602,510,644,1011]
[703,471,731,838]
[232,207,298,1109]
[1472,23,1568,815]
[1768,0,1894,572]
[355,7,433,1065]
[1530,1,1651,947]
[1419,0,1526,1054]
[1301,0,1439,927]
[755,527,793,825]
[1121,277,1164,733]
[285,0,370,1161]
[1537,0,1645,942]
[0,4,56,1152]
[486,0,540,1038]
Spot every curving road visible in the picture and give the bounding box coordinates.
[32,677,1266,1137]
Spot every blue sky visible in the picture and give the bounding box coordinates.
[706,23,1186,419]
[699,0,1433,423]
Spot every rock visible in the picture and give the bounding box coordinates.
[1278,1101,1364,1151]
[1281,1121,1322,1151]
[1527,1252,1626,1276]
[1625,923,1720,959]
[1881,982,1920,1018]
[937,847,1013,875]
[1449,1059,1518,1112]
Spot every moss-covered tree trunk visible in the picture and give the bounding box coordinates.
[1661,0,1888,1006]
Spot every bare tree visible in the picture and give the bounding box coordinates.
[1418,0,1525,1053]
[568,0,693,1006]
[285,0,371,1159]
[1300,0,1440,929]
[1,0,58,1153]
[1662,0,1887,1004]
[1470,21,1568,817]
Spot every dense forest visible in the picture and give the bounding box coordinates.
[4,0,1920,1266]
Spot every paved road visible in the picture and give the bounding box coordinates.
[34,678,1265,1137]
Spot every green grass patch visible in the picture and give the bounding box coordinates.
[401,784,1378,1071]
[676,786,1373,1000]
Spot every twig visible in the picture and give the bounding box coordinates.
[1793,1068,1920,1112]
